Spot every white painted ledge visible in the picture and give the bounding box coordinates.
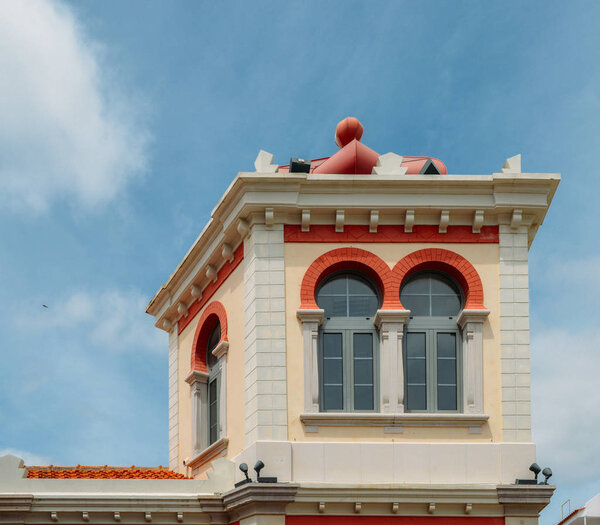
[300,412,489,432]
[187,437,229,470]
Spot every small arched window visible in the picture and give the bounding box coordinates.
[316,273,381,412]
[400,272,463,413]
[206,322,221,445]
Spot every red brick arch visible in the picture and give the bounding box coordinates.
[190,301,228,373]
[393,249,486,310]
[299,247,402,310]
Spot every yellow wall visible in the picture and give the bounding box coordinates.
[284,242,502,443]
[177,262,246,472]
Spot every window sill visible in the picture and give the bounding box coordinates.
[300,412,489,434]
[186,437,229,469]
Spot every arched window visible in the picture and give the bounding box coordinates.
[316,273,381,412]
[206,322,221,446]
[400,272,463,413]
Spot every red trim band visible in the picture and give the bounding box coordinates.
[285,225,499,244]
[178,244,243,334]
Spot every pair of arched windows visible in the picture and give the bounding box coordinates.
[316,271,463,413]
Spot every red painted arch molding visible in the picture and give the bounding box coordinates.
[190,301,228,373]
[394,248,486,310]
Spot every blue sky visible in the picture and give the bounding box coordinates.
[0,0,598,521]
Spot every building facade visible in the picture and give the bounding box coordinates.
[0,117,559,525]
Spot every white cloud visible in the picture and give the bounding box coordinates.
[0,448,52,466]
[15,289,165,354]
[0,0,149,214]
[531,326,600,484]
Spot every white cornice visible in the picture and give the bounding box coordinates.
[147,170,560,330]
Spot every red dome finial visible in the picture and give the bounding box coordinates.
[335,117,363,148]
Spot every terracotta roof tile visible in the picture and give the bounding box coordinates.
[25,465,189,479]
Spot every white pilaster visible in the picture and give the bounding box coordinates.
[296,309,324,413]
[374,310,411,413]
[458,309,490,414]
[168,328,179,472]
[185,371,209,454]
[244,224,287,445]
[499,224,532,442]
[213,341,229,439]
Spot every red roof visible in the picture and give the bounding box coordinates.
[25,465,188,479]
[278,117,447,175]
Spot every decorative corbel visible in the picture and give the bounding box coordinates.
[82,512,90,522]
[370,210,379,233]
[265,208,274,228]
[404,210,414,233]
[206,264,218,283]
[428,503,436,514]
[51,511,58,522]
[335,210,345,232]
[439,210,450,233]
[113,512,121,522]
[354,502,362,514]
[392,503,399,514]
[302,209,311,232]
[145,512,152,523]
[237,218,249,238]
[177,302,188,317]
[190,285,202,299]
[511,209,523,230]
[318,502,326,513]
[177,512,184,523]
[162,318,173,331]
[221,243,234,263]
[465,503,473,514]
[472,210,484,233]
[254,150,279,173]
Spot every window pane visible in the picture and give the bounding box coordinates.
[348,295,378,317]
[354,385,374,410]
[401,276,429,295]
[209,379,218,444]
[348,276,375,295]
[407,385,427,410]
[437,358,457,385]
[430,275,459,295]
[323,356,343,384]
[437,333,456,358]
[322,333,343,411]
[406,332,426,358]
[437,385,457,410]
[318,296,347,317]
[401,295,430,316]
[407,358,426,383]
[353,333,373,358]
[431,295,461,316]
[323,333,343,358]
[323,385,343,410]
[354,357,373,385]
[319,276,346,295]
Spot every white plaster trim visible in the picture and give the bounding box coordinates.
[374,309,410,413]
[212,340,229,360]
[297,309,325,413]
[335,209,345,232]
[369,210,379,233]
[299,412,489,430]
[439,210,450,233]
[458,309,490,415]
[186,437,229,470]
[185,370,209,385]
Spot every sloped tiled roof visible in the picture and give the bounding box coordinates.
[25,465,188,479]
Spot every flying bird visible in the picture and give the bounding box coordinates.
[42,305,48,308]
